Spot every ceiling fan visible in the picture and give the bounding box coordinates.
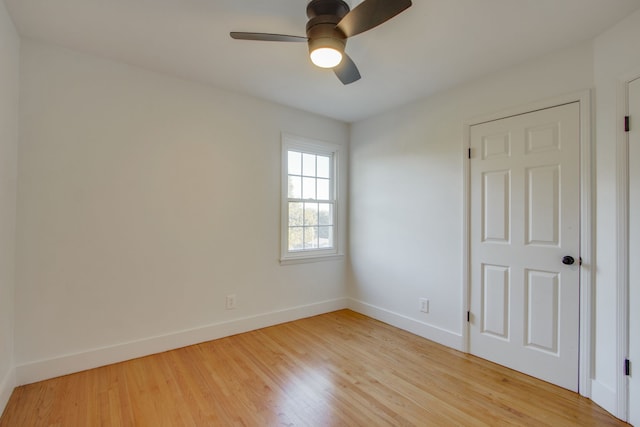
[230,0,412,85]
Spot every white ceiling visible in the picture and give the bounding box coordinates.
[5,0,640,122]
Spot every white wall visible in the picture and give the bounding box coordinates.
[0,0,19,415]
[349,43,593,349]
[15,40,349,383]
[592,8,640,417]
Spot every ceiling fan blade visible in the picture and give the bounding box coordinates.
[334,53,361,85]
[230,32,308,42]
[337,0,412,38]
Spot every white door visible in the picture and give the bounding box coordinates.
[629,77,640,426]
[469,102,581,392]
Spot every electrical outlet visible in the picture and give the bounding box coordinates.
[419,298,429,313]
[226,294,237,310]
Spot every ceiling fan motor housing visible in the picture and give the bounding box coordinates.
[306,0,350,19]
[306,0,350,55]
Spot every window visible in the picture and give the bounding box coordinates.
[281,135,341,263]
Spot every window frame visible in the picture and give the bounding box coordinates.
[280,134,342,264]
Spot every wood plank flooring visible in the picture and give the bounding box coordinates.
[0,310,628,426]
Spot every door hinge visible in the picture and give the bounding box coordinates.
[467,311,470,322]
[468,148,471,159]
[625,359,631,376]
[625,116,630,132]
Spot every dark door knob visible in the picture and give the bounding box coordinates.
[562,256,575,265]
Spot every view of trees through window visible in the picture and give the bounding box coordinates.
[287,150,334,251]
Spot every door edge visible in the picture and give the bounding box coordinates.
[617,72,640,422]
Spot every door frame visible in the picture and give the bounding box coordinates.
[616,71,640,421]
[462,90,593,398]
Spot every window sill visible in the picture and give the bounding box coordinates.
[280,253,344,266]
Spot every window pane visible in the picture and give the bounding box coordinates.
[288,202,303,226]
[317,155,330,178]
[288,151,302,175]
[304,203,318,226]
[317,178,330,200]
[318,226,333,248]
[302,153,316,176]
[288,176,302,198]
[304,226,318,249]
[302,177,316,199]
[288,227,303,251]
[318,203,332,225]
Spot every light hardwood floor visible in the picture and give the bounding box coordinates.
[0,310,628,426]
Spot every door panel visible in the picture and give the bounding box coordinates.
[525,269,559,353]
[470,102,580,392]
[481,264,509,338]
[628,77,640,426]
[483,171,510,242]
[526,165,559,245]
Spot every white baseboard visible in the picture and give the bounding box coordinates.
[348,298,464,351]
[591,378,618,417]
[16,298,349,386]
[0,367,16,418]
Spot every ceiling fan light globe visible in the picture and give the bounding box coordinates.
[310,47,343,68]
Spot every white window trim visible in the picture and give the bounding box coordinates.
[280,133,343,264]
